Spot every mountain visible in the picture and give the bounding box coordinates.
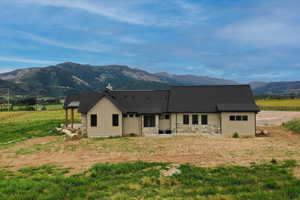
[0,62,237,97]
[155,72,236,85]
[252,81,300,96]
[249,81,268,90]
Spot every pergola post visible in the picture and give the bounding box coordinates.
[71,108,74,129]
[65,109,68,128]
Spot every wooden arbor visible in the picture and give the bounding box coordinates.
[65,101,79,129]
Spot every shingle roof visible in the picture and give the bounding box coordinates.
[110,90,169,114]
[168,85,259,113]
[64,85,259,114]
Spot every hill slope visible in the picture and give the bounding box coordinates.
[0,62,237,97]
[252,81,300,96]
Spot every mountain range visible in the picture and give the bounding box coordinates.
[0,62,236,97]
[0,62,299,97]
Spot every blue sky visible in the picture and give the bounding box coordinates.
[0,0,299,82]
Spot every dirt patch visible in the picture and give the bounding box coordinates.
[1,126,300,174]
[257,111,300,126]
[294,165,300,179]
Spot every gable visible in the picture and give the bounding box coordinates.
[88,96,122,114]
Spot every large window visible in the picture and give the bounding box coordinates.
[112,114,119,126]
[144,115,156,127]
[229,115,248,121]
[91,114,97,127]
[183,115,189,125]
[201,115,208,125]
[192,115,199,125]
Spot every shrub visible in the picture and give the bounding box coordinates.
[232,132,240,138]
[282,119,300,133]
[41,105,47,111]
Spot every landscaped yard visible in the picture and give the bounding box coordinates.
[0,110,300,199]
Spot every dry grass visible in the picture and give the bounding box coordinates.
[0,110,81,123]
[1,126,300,174]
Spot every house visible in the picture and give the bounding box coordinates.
[64,85,260,137]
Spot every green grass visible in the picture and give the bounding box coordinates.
[0,120,64,146]
[0,161,299,200]
[0,104,63,112]
[283,119,300,133]
[0,110,80,147]
[256,99,300,111]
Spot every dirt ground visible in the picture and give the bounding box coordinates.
[257,111,300,126]
[1,126,300,174]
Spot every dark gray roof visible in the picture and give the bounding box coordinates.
[64,85,259,114]
[168,85,259,113]
[109,90,169,114]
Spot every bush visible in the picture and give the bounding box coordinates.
[41,105,47,111]
[232,132,240,138]
[282,119,300,133]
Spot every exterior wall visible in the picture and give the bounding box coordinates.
[170,113,177,133]
[159,118,171,131]
[170,113,221,135]
[142,115,159,136]
[81,114,87,134]
[87,97,122,137]
[123,115,142,136]
[221,112,256,137]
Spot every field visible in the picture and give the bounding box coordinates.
[0,110,300,199]
[0,161,299,200]
[0,104,63,112]
[256,98,300,111]
[0,110,80,146]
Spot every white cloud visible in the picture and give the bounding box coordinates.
[218,19,300,47]
[16,31,110,53]
[16,0,205,26]
[0,56,58,64]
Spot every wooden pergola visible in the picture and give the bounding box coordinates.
[65,101,79,129]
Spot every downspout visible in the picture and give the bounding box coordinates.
[141,115,143,136]
[176,113,178,134]
[220,112,222,135]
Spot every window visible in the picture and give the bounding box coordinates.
[242,115,248,121]
[236,115,242,121]
[129,114,134,118]
[91,114,97,127]
[201,115,208,125]
[192,115,199,125]
[230,115,235,121]
[136,114,140,117]
[183,115,189,125]
[165,114,170,119]
[144,115,156,127]
[123,114,128,118]
[112,114,119,126]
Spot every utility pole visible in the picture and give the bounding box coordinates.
[7,88,10,112]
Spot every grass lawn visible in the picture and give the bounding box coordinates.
[0,110,81,146]
[256,99,300,111]
[0,161,299,200]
